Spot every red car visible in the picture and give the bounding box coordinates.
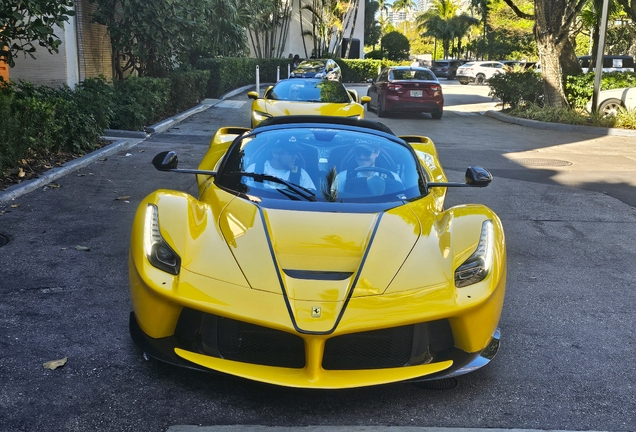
[367,66,444,119]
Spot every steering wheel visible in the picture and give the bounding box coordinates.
[354,166,395,177]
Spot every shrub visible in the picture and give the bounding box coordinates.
[111,76,171,130]
[488,70,544,109]
[166,70,211,115]
[565,71,636,109]
[339,59,398,82]
[196,57,293,98]
[381,32,410,61]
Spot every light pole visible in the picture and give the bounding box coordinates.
[591,0,610,113]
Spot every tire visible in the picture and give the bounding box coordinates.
[377,99,387,117]
[431,110,443,120]
[475,74,486,85]
[598,98,623,117]
[459,81,469,85]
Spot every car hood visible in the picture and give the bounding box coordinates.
[212,197,453,299]
[260,99,358,116]
[208,198,456,333]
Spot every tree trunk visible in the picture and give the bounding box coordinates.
[299,0,308,58]
[345,0,360,58]
[534,0,587,107]
[560,37,583,75]
[537,35,567,107]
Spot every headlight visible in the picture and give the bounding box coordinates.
[253,110,272,122]
[144,204,181,275]
[454,220,494,287]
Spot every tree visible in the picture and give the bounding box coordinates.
[0,0,75,67]
[344,0,362,58]
[364,0,382,48]
[382,30,410,60]
[417,0,459,59]
[503,0,587,107]
[90,0,247,79]
[242,0,293,58]
[580,0,621,69]
[392,0,417,33]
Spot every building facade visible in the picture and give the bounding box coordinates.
[7,0,365,87]
[8,0,111,88]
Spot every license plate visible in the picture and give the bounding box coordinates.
[410,90,423,97]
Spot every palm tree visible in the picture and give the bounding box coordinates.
[449,13,479,59]
[344,0,362,57]
[392,0,416,33]
[417,0,459,59]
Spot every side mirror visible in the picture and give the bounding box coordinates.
[465,166,492,187]
[360,96,371,105]
[152,151,178,171]
[247,91,259,100]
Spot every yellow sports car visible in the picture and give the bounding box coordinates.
[248,78,370,127]
[129,116,507,389]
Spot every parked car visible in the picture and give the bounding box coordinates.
[586,87,636,116]
[247,78,370,127]
[290,59,342,81]
[431,59,462,79]
[366,66,444,119]
[578,55,634,73]
[456,61,506,85]
[130,115,507,389]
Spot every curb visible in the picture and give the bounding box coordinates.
[485,109,636,137]
[0,138,141,204]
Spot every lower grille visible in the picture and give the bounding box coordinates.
[174,309,454,371]
[323,320,454,370]
[174,308,305,368]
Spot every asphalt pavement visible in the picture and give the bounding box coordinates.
[1,83,635,432]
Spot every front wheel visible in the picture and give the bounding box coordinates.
[475,74,486,85]
[459,81,469,85]
[598,98,623,117]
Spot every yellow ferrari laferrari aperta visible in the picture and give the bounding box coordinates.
[248,78,370,127]
[129,116,507,389]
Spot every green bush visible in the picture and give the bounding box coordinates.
[364,50,384,60]
[381,32,410,61]
[340,59,398,82]
[196,57,294,98]
[166,70,211,114]
[488,70,544,109]
[0,80,105,174]
[565,71,636,109]
[111,76,171,130]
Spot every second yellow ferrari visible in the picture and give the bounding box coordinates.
[248,78,370,127]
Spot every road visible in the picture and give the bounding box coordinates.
[0,81,635,432]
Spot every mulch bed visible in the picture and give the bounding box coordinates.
[0,139,112,192]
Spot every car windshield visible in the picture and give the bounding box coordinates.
[296,61,326,71]
[215,126,426,203]
[391,69,437,81]
[269,79,351,103]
